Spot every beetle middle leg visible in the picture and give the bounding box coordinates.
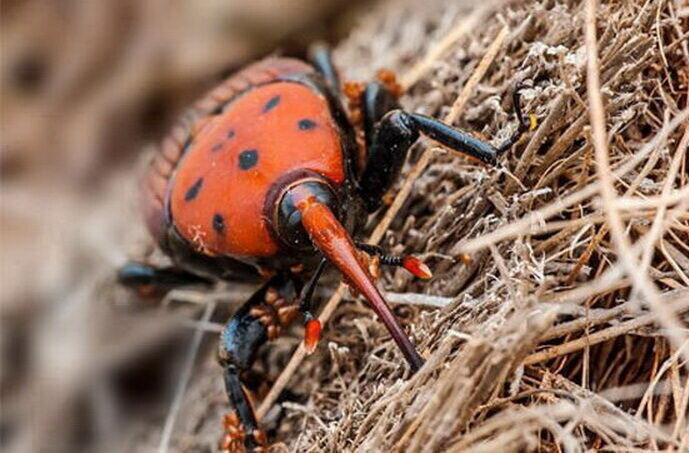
[117,262,212,299]
[218,274,302,452]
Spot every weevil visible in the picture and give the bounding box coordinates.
[118,44,530,452]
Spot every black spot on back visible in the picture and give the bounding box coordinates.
[212,213,225,234]
[227,130,235,139]
[262,95,281,113]
[298,119,317,130]
[184,177,203,201]
[238,149,258,170]
[211,142,223,152]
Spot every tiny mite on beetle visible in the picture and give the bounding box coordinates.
[118,43,531,452]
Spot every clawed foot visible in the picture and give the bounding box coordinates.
[220,412,268,453]
[354,244,433,281]
[303,313,322,354]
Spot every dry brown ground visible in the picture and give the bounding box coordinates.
[2,0,688,452]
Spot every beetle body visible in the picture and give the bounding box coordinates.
[143,58,363,278]
[120,45,530,452]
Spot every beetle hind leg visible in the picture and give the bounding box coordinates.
[220,367,268,453]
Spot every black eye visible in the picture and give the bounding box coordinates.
[281,206,311,250]
[276,180,338,250]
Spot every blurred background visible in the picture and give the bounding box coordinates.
[1,1,370,451]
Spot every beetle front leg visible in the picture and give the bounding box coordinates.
[358,110,420,212]
[409,85,532,164]
[218,274,300,452]
[359,86,532,212]
[298,258,327,353]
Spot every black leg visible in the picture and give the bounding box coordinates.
[298,258,327,354]
[358,110,420,212]
[298,258,327,316]
[358,85,532,212]
[495,86,531,153]
[117,262,212,299]
[362,82,401,150]
[218,274,300,452]
[308,43,340,96]
[408,84,531,163]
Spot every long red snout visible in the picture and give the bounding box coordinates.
[292,188,424,371]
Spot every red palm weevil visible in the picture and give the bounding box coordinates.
[118,44,530,452]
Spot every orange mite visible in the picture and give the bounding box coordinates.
[118,44,531,451]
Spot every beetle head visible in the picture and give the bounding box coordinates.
[275,178,340,252]
[272,175,423,371]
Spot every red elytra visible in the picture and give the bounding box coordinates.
[169,82,345,258]
[142,58,318,251]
